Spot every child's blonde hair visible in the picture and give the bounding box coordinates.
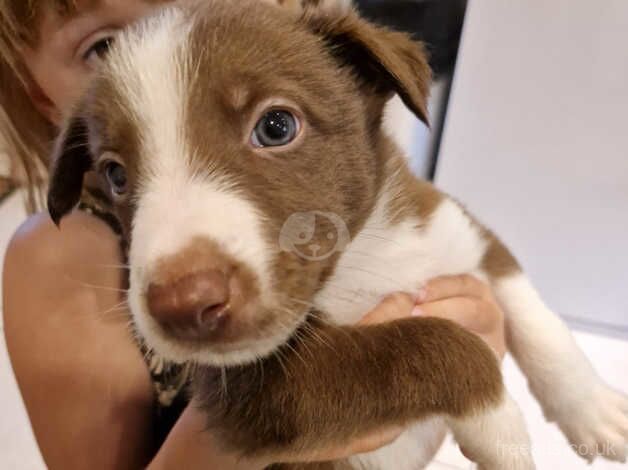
[0,1,165,212]
[0,1,74,211]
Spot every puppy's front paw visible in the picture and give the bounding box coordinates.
[448,393,535,470]
[554,383,628,463]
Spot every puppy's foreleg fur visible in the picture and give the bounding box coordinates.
[447,392,534,470]
[494,273,628,463]
[195,317,535,470]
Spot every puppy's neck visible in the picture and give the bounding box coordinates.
[313,137,443,322]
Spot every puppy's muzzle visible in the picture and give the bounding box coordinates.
[147,269,231,341]
[141,238,261,346]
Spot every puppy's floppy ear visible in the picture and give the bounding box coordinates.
[302,3,431,124]
[47,115,93,226]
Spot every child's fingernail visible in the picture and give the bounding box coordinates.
[411,306,424,317]
[416,288,427,303]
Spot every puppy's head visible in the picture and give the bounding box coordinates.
[47,0,430,366]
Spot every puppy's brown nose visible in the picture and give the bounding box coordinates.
[146,269,230,341]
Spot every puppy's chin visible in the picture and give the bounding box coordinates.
[150,328,299,367]
[129,301,307,367]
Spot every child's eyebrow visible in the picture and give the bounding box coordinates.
[47,1,115,54]
[52,15,103,52]
[55,0,106,25]
[41,0,102,29]
[58,0,103,18]
[40,0,165,54]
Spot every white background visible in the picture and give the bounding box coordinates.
[436,0,628,336]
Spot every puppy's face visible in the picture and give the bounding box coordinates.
[48,0,430,366]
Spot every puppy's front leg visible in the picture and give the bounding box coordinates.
[194,317,533,469]
[490,267,628,463]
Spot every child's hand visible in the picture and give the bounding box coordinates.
[413,274,506,359]
[360,274,506,359]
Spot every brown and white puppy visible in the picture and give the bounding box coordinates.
[47,1,628,469]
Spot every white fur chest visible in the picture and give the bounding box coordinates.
[313,192,489,325]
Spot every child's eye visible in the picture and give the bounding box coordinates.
[83,36,115,67]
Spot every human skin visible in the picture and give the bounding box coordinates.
[2,1,506,468]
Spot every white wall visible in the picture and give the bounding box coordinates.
[436,0,628,335]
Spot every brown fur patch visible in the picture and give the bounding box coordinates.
[481,232,522,279]
[150,237,241,286]
[382,141,444,226]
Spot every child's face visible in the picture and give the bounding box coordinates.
[20,0,167,125]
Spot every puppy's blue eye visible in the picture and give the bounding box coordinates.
[104,161,128,195]
[251,110,299,148]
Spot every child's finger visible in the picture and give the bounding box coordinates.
[413,298,506,358]
[419,274,492,303]
[359,292,415,325]
[341,426,405,457]
[411,297,496,334]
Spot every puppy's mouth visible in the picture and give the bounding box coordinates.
[129,260,306,366]
[134,297,306,367]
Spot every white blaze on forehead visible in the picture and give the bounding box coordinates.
[128,175,274,364]
[130,176,272,292]
[106,6,192,179]
[109,7,274,361]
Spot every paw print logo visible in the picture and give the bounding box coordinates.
[279,211,350,261]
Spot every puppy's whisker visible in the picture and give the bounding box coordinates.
[95,299,131,317]
[63,276,131,294]
[333,264,408,291]
[291,327,315,361]
[220,366,228,398]
[312,283,363,297]
[95,306,130,320]
[339,249,410,266]
[282,337,308,369]
[271,346,292,380]
[308,286,363,305]
[287,296,316,309]
[90,263,132,270]
[299,319,336,354]
[67,309,131,325]
[354,231,402,247]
